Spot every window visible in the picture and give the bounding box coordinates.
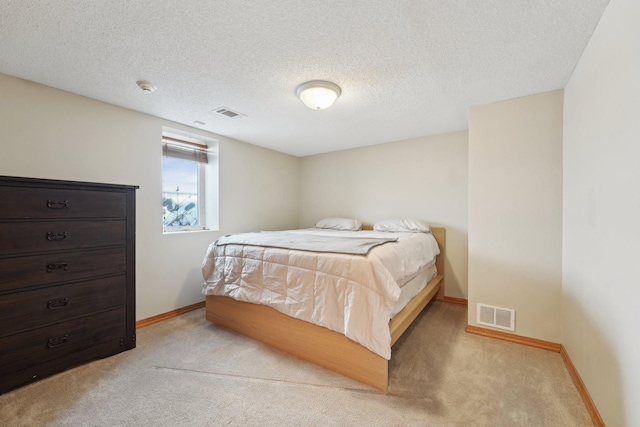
[162,129,219,233]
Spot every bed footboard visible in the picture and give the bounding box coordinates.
[206,295,389,390]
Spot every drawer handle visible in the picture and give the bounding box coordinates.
[47,298,69,309]
[46,231,68,241]
[46,263,68,272]
[46,200,69,209]
[47,335,69,348]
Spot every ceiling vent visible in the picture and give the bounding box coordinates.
[477,303,515,331]
[213,107,246,119]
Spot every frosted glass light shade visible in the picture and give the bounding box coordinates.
[296,81,341,110]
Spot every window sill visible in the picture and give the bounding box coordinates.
[163,228,218,235]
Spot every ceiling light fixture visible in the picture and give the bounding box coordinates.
[296,80,341,110]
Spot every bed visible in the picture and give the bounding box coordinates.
[201,220,445,391]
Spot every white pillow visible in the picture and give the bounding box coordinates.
[315,217,362,231]
[373,218,431,233]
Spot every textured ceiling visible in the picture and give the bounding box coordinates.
[0,1,609,157]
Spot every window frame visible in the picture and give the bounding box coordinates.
[162,135,209,233]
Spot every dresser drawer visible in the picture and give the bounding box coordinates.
[0,338,125,394]
[0,186,126,219]
[0,276,127,337]
[0,220,127,255]
[0,247,126,293]
[0,220,125,256]
[0,307,126,376]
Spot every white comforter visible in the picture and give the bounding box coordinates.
[201,228,440,359]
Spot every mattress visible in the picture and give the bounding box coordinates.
[391,261,438,317]
[202,228,440,359]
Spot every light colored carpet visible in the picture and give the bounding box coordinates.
[0,301,591,426]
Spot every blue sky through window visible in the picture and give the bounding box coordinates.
[162,157,198,194]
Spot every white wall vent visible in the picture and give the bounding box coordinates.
[477,303,515,331]
[213,107,246,119]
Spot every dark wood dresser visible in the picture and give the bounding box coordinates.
[0,176,137,394]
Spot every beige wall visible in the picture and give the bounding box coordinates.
[468,90,563,342]
[299,132,468,299]
[0,73,299,320]
[563,0,639,425]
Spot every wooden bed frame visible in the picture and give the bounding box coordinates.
[205,227,445,391]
